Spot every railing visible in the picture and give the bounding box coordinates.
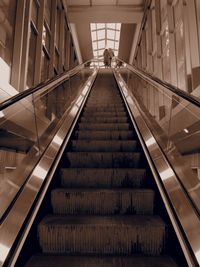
[115,58,200,213]
[0,60,98,267]
[0,61,94,222]
[114,59,200,266]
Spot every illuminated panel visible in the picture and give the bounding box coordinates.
[90,23,121,59]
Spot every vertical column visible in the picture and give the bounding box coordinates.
[66,27,71,70]
[195,0,200,60]
[183,1,192,92]
[10,0,26,91]
[167,1,178,86]
[185,0,200,90]
[19,0,33,90]
[34,0,45,84]
[155,0,163,79]
[49,0,57,77]
[146,10,153,73]
[59,7,65,72]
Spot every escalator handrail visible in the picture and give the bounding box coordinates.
[0,60,91,111]
[117,58,200,108]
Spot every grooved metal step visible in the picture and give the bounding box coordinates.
[26,255,179,267]
[81,117,128,123]
[85,104,124,108]
[51,188,155,215]
[70,140,138,152]
[83,111,127,117]
[38,215,166,255]
[78,123,131,131]
[60,168,146,188]
[74,130,135,140]
[84,107,125,112]
[65,152,143,168]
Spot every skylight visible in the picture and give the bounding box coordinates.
[90,23,121,59]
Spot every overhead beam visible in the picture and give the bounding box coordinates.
[69,23,83,64]
[68,6,143,23]
[129,23,141,64]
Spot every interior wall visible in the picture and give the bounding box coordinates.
[75,22,93,62]
[118,24,136,62]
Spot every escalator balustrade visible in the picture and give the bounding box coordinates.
[25,70,179,267]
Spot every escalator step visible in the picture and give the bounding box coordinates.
[65,152,143,168]
[84,107,125,112]
[81,117,128,123]
[70,140,138,152]
[26,255,179,267]
[82,111,127,117]
[74,130,135,140]
[78,123,131,131]
[38,215,166,255]
[60,168,146,188]
[51,188,155,215]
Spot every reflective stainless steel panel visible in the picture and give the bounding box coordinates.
[114,70,200,267]
[0,69,98,267]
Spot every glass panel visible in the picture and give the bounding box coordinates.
[92,42,97,50]
[162,23,170,83]
[54,48,59,71]
[107,23,116,29]
[107,29,115,40]
[96,23,105,29]
[98,40,105,49]
[55,7,61,49]
[116,23,121,30]
[117,62,200,212]
[33,68,93,153]
[44,0,52,26]
[174,0,186,91]
[31,0,39,27]
[97,49,104,56]
[64,25,69,69]
[91,31,97,41]
[0,95,39,217]
[90,23,96,31]
[42,24,50,51]
[107,40,114,48]
[0,0,17,82]
[114,42,119,50]
[97,30,105,40]
[160,0,168,25]
[27,27,37,88]
[41,50,49,81]
[90,23,121,59]
[0,65,94,218]
[115,31,120,40]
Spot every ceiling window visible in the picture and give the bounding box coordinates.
[90,23,121,59]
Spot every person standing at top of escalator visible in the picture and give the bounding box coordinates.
[108,48,114,60]
[103,48,115,67]
[103,49,111,67]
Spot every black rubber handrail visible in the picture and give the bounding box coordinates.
[0,60,91,111]
[117,58,200,108]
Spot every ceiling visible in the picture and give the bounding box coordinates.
[66,0,144,6]
[65,0,146,63]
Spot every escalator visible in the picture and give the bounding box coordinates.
[20,69,185,267]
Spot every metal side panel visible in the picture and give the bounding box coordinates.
[113,69,200,267]
[0,69,98,267]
